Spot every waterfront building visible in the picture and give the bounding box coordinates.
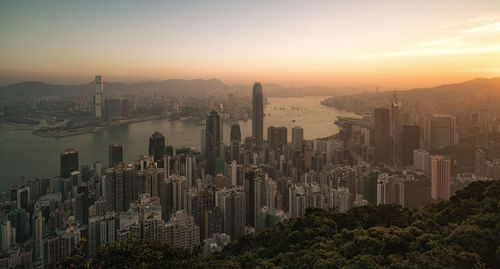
[108,144,123,168]
[60,149,78,178]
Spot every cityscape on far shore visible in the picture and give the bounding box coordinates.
[1,1,500,268]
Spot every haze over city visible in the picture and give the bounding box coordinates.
[2,1,500,269]
[2,0,500,88]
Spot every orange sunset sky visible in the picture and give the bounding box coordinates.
[1,0,500,89]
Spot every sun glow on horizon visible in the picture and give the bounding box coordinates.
[1,0,500,89]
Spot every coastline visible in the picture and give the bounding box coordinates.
[32,116,167,138]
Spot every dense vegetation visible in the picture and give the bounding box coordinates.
[59,180,500,268]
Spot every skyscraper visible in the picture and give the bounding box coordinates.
[74,184,89,224]
[94,75,103,119]
[149,132,165,167]
[431,114,456,150]
[230,124,241,163]
[413,149,430,173]
[104,164,135,213]
[162,210,200,249]
[200,128,206,154]
[475,148,486,177]
[377,173,404,207]
[268,126,287,150]
[374,108,392,164]
[431,156,451,200]
[252,82,264,149]
[401,125,420,165]
[215,187,246,240]
[206,111,221,175]
[60,149,78,178]
[108,144,123,168]
[390,96,401,162]
[292,126,304,150]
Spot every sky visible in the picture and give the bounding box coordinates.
[1,0,500,89]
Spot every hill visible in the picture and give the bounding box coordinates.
[58,180,500,268]
[0,79,366,98]
[372,77,500,100]
[0,79,229,98]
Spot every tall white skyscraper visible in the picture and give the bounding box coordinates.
[94,75,103,119]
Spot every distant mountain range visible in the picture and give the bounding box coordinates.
[1,77,499,98]
[367,77,500,100]
[0,79,229,98]
[0,79,369,98]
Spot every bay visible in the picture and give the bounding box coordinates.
[0,96,357,191]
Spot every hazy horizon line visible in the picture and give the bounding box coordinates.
[2,75,498,93]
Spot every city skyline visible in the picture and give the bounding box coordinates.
[2,1,500,88]
[1,1,500,268]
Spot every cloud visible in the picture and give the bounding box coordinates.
[353,15,500,60]
[440,14,499,28]
[461,21,500,33]
[417,38,464,48]
[352,44,500,59]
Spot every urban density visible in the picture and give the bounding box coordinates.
[1,74,499,268]
[2,1,500,268]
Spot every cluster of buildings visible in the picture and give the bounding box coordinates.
[2,82,500,268]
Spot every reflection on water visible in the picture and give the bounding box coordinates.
[0,96,357,190]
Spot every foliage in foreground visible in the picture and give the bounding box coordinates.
[59,180,500,268]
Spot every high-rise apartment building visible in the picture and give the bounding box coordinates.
[475,148,486,177]
[215,187,246,240]
[431,156,451,200]
[44,233,72,267]
[376,173,404,207]
[162,210,200,249]
[104,164,135,213]
[268,126,287,150]
[413,149,430,173]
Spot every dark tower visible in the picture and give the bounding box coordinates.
[149,132,165,167]
[252,82,264,150]
[108,144,123,168]
[401,125,420,165]
[230,124,241,163]
[268,126,287,150]
[60,149,79,178]
[205,111,221,175]
[374,108,392,164]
